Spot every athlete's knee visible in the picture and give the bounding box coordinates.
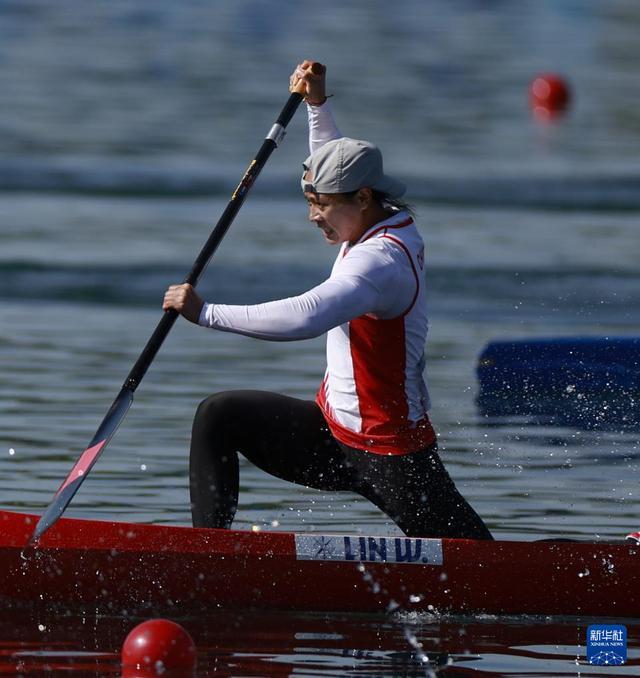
[193,391,245,433]
[195,391,231,419]
[190,394,241,465]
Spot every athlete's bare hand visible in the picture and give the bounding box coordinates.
[289,60,327,104]
[163,283,204,324]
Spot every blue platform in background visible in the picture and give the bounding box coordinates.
[476,337,640,430]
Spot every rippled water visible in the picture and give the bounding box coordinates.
[2,1,640,675]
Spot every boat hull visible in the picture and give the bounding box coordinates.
[1,510,638,618]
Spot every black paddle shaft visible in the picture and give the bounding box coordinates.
[30,88,306,544]
[124,91,304,393]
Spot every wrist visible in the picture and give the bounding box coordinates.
[305,94,333,107]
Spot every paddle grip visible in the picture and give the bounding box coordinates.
[289,61,326,96]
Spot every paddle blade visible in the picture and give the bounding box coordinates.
[30,387,134,545]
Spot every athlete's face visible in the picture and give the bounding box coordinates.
[304,190,367,245]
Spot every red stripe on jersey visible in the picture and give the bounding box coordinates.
[350,314,408,440]
[316,331,435,455]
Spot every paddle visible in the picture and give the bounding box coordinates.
[30,68,317,544]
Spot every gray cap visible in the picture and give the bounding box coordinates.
[301,137,406,199]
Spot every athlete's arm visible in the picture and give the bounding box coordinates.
[197,242,415,341]
[290,60,341,153]
[307,101,342,154]
[199,274,377,341]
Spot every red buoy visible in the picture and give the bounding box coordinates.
[121,619,196,675]
[529,73,571,120]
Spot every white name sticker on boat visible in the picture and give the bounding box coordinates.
[294,535,443,566]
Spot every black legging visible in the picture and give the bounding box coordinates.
[189,390,492,540]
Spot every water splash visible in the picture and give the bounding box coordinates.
[354,562,437,677]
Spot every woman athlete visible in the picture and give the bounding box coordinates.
[163,61,492,540]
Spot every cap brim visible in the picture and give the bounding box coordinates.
[375,174,406,199]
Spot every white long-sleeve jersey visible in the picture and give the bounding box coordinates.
[199,103,435,454]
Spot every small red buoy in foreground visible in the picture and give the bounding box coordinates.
[121,619,196,675]
[529,73,571,120]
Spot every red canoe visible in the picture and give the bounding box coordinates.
[1,509,638,618]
